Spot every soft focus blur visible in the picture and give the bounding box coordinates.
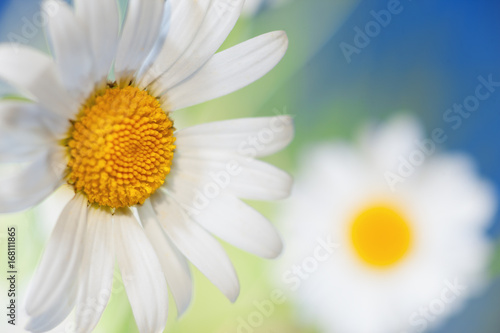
[1,0,500,332]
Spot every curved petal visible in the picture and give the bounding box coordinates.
[175,116,294,158]
[75,207,115,333]
[139,0,211,87]
[43,0,93,101]
[149,0,245,95]
[360,115,425,172]
[0,99,67,134]
[151,190,240,302]
[0,99,68,138]
[114,208,169,333]
[74,0,120,84]
[0,101,54,163]
[164,31,288,110]
[115,0,165,84]
[138,200,193,316]
[171,151,293,201]
[0,148,65,213]
[167,188,283,259]
[0,44,77,118]
[25,194,88,331]
[25,292,77,333]
[136,2,172,80]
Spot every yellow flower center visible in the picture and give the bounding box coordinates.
[349,205,412,268]
[66,86,176,209]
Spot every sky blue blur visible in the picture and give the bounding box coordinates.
[432,276,500,333]
[0,0,7,13]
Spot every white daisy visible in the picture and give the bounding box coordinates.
[277,116,495,333]
[0,0,292,332]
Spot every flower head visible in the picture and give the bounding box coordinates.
[277,116,495,333]
[0,0,292,332]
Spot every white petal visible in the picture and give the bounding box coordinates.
[163,30,288,111]
[361,115,424,172]
[138,200,193,315]
[0,100,65,134]
[171,151,293,201]
[74,0,120,83]
[0,132,48,163]
[148,0,245,95]
[25,295,77,333]
[177,191,283,259]
[175,116,294,158]
[114,208,169,333]
[75,207,114,333]
[136,2,172,80]
[25,194,88,331]
[0,149,65,213]
[0,101,54,163]
[115,0,165,83]
[139,0,211,87]
[151,190,240,302]
[0,99,68,138]
[0,45,77,118]
[43,0,93,101]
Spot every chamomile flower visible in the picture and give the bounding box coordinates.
[278,116,495,333]
[0,0,292,332]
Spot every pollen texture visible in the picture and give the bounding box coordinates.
[67,86,175,208]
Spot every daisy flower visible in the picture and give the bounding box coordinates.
[277,116,495,333]
[0,0,292,332]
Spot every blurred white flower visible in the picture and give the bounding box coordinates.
[278,116,496,333]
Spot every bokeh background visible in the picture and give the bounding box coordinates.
[1,0,500,332]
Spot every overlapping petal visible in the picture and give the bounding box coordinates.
[0,149,65,213]
[175,116,294,158]
[114,209,169,333]
[0,101,55,163]
[25,194,88,332]
[151,190,240,302]
[74,0,120,84]
[138,200,193,315]
[148,0,245,94]
[43,0,93,101]
[75,207,115,333]
[115,0,166,83]
[139,0,212,87]
[0,45,77,118]
[163,30,288,110]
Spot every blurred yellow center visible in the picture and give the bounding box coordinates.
[349,205,412,268]
[67,86,176,209]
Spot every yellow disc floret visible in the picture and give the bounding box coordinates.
[67,86,175,209]
[349,205,412,268]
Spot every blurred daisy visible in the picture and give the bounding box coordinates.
[278,116,495,333]
[0,0,292,332]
